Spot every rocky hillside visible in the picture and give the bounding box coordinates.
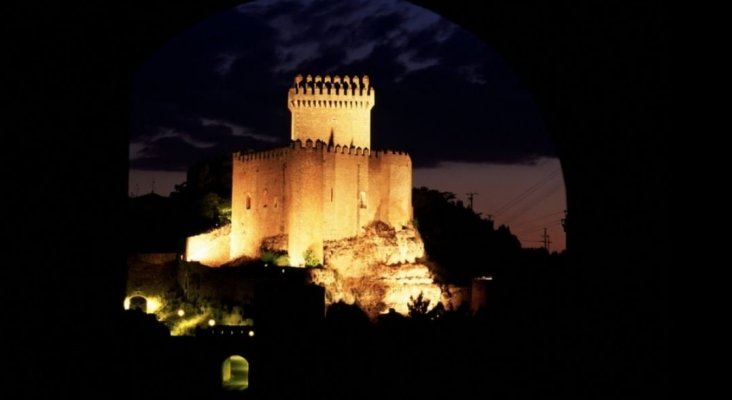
[308,221,445,318]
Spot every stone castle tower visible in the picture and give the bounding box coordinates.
[288,74,374,148]
[186,74,413,267]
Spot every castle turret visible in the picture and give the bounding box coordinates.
[288,74,375,149]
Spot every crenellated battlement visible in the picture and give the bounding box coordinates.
[288,74,375,110]
[233,140,410,164]
[233,147,290,162]
[288,139,408,158]
[290,74,374,97]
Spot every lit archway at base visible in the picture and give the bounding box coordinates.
[222,355,249,390]
[128,296,147,313]
[123,294,162,314]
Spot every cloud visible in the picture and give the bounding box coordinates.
[130,121,286,171]
[200,118,279,143]
[131,0,554,171]
[149,127,218,148]
[215,54,239,76]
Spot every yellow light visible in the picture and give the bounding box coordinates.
[146,298,161,313]
[177,309,185,317]
[170,314,207,336]
[209,319,216,327]
[222,355,249,390]
[123,295,161,313]
[248,330,255,337]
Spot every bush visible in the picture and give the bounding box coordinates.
[303,248,320,267]
[262,250,289,266]
[408,292,431,318]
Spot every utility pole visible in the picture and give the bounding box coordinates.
[542,228,552,251]
[151,178,156,194]
[466,192,478,210]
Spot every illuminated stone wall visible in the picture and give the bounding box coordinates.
[288,74,374,149]
[185,225,231,267]
[188,73,412,270]
[230,149,288,261]
[230,141,413,266]
[369,150,413,230]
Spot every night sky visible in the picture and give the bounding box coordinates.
[130,0,566,251]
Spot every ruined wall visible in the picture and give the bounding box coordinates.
[125,253,180,314]
[185,225,231,267]
[178,261,256,306]
[470,277,494,314]
[288,74,374,149]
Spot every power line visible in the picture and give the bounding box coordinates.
[513,220,563,235]
[492,168,561,217]
[508,210,565,229]
[511,221,560,237]
[502,182,563,225]
[493,168,560,216]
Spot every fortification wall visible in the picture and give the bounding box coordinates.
[368,150,413,229]
[379,151,413,228]
[288,74,374,149]
[126,253,179,315]
[127,254,178,294]
[286,141,325,266]
[178,261,257,306]
[184,225,231,267]
[228,140,413,265]
[322,144,370,240]
[231,149,289,260]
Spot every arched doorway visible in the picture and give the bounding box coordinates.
[221,355,250,390]
[128,295,148,313]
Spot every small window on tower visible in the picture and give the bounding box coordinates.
[331,188,334,202]
[246,196,251,210]
[274,196,278,209]
[359,191,367,209]
[263,189,268,208]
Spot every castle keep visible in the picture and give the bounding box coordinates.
[186,74,413,267]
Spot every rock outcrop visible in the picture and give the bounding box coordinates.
[308,221,444,318]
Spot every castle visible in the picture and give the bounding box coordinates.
[127,75,466,324]
[185,74,414,267]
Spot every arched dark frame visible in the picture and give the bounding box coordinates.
[20,1,667,396]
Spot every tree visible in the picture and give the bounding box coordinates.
[407,292,431,319]
[412,187,522,284]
